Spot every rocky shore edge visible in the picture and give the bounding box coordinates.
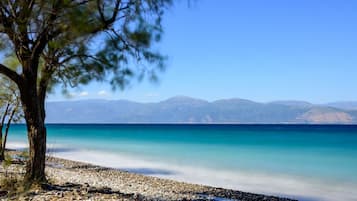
[0,151,297,201]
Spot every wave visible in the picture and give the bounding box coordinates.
[7,141,357,201]
[7,142,28,150]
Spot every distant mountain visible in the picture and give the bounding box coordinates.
[326,101,357,111]
[269,100,312,108]
[45,96,357,124]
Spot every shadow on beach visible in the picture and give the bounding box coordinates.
[121,167,176,175]
[47,147,77,153]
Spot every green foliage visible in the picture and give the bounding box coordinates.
[3,56,20,72]
[1,0,172,91]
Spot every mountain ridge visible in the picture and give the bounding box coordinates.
[45,97,357,124]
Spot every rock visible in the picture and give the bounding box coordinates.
[0,190,8,197]
[41,183,55,191]
[56,191,64,197]
[64,182,82,189]
[86,186,97,193]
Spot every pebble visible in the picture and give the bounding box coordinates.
[0,152,297,201]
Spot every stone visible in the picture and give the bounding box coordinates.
[0,190,8,197]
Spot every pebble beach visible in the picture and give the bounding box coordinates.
[0,151,296,201]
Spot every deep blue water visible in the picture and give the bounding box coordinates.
[7,124,357,201]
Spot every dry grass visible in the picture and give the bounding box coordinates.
[0,151,32,199]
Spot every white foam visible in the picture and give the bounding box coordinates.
[6,142,28,150]
[7,141,67,151]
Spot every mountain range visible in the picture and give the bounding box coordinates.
[45,96,357,124]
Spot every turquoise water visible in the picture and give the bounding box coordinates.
[7,124,357,201]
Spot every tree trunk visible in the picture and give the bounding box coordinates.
[1,104,18,160]
[20,83,47,184]
[0,103,10,161]
[25,118,47,183]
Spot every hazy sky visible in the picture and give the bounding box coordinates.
[49,0,357,103]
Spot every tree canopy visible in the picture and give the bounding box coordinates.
[0,0,171,91]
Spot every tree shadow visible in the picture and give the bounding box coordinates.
[46,147,76,153]
[120,167,175,175]
[40,182,142,200]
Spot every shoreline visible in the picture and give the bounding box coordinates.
[49,146,357,201]
[1,150,296,201]
[6,142,357,201]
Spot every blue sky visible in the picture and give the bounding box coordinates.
[49,0,357,103]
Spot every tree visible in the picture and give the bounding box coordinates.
[0,75,23,161]
[0,0,171,184]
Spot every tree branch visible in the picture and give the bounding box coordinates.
[0,103,10,128]
[0,63,22,85]
[97,0,121,24]
[3,97,20,150]
[60,54,104,65]
[0,2,17,45]
[31,1,61,61]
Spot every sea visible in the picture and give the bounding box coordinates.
[6,124,357,201]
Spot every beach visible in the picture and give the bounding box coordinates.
[1,151,295,201]
[0,0,355,200]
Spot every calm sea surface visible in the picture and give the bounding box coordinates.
[7,124,357,201]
